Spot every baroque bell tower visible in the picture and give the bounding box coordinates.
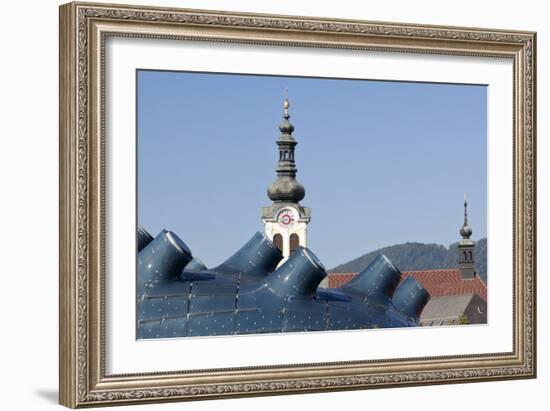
[458,196,476,279]
[262,97,311,265]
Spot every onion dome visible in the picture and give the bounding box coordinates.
[268,176,305,202]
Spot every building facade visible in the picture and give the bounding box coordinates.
[419,294,487,326]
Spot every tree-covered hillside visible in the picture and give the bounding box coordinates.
[330,238,487,283]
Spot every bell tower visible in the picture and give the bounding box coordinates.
[262,96,311,265]
[458,195,476,279]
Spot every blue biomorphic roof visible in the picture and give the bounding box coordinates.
[136,227,430,339]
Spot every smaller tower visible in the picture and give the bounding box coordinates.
[458,195,476,279]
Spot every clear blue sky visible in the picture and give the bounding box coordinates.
[137,70,487,268]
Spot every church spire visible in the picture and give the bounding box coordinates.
[267,96,305,203]
[261,93,311,266]
[458,194,476,279]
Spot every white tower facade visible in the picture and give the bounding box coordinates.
[262,98,310,265]
[262,204,310,263]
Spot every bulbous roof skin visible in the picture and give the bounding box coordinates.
[392,276,431,320]
[137,229,193,294]
[136,229,430,339]
[137,224,154,252]
[215,231,283,275]
[343,254,402,299]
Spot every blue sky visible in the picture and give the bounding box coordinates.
[137,70,487,268]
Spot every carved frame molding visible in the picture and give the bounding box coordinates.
[59,2,536,407]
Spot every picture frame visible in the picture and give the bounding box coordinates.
[59,1,536,408]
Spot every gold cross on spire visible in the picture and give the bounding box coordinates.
[283,87,289,113]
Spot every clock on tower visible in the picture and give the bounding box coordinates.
[277,208,296,227]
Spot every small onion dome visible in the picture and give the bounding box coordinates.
[460,222,473,239]
[267,176,305,202]
[279,98,295,134]
[279,118,295,134]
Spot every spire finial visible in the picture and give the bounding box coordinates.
[460,194,472,239]
[278,89,294,134]
[283,87,289,116]
[464,193,468,225]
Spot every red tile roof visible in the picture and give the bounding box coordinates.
[328,273,356,289]
[328,269,487,302]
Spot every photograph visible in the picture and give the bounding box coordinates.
[135,70,488,339]
[56,2,536,406]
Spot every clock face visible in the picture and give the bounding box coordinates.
[277,208,296,227]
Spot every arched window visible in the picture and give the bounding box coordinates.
[279,151,283,160]
[289,234,300,256]
[284,151,289,160]
[290,152,294,161]
[468,251,473,260]
[463,251,468,260]
[273,234,283,252]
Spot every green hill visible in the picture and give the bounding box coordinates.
[330,238,487,283]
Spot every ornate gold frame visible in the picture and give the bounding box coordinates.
[59,1,536,408]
